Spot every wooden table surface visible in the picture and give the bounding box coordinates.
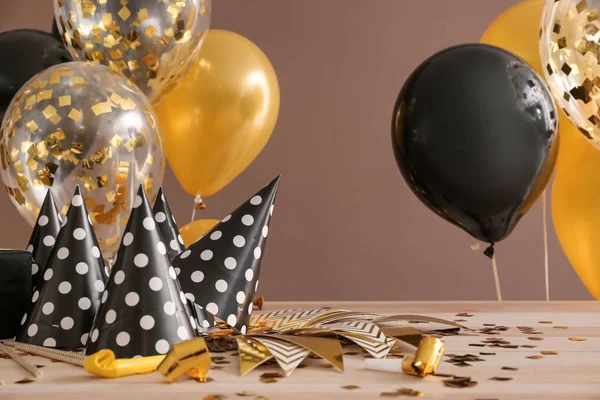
[0,301,599,400]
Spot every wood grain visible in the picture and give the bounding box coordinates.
[1,302,599,399]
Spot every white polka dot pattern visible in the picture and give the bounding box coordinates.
[18,186,108,349]
[152,187,184,261]
[172,177,280,332]
[85,185,195,358]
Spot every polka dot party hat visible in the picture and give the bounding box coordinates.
[18,186,107,348]
[26,190,62,291]
[86,184,196,358]
[173,176,280,334]
[153,187,184,261]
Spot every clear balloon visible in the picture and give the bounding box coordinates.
[53,0,211,102]
[0,62,164,261]
[540,0,600,148]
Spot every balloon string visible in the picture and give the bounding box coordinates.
[543,190,550,301]
[491,256,503,301]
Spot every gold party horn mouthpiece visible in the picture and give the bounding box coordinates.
[157,337,211,383]
[365,337,444,377]
[84,350,165,378]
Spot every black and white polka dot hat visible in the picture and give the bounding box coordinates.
[153,187,184,261]
[86,185,196,358]
[18,186,107,349]
[173,176,280,334]
[26,190,62,291]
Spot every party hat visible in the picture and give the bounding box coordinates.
[173,176,280,334]
[153,187,184,261]
[26,190,62,290]
[86,185,196,358]
[18,186,107,348]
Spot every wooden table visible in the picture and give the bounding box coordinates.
[1,302,599,400]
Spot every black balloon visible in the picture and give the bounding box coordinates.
[0,29,71,122]
[391,44,558,249]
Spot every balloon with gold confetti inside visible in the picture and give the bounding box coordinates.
[540,0,600,148]
[52,0,211,103]
[0,61,164,263]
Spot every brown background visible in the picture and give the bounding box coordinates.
[0,0,593,301]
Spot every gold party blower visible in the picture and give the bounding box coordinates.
[364,337,444,377]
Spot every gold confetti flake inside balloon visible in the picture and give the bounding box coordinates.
[53,0,211,103]
[540,0,600,148]
[0,62,165,261]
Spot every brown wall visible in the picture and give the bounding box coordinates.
[0,0,593,301]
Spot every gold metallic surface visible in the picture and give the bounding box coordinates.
[235,337,273,377]
[157,338,211,383]
[154,29,280,198]
[53,0,211,102]
[0,62,164,261]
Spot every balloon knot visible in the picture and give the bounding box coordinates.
[193,194,206,210]
[484,244,495,259]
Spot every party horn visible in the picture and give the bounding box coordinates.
[84,350,165,378]
[158,337,211,382]
[365,337,444,377]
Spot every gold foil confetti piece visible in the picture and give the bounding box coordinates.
[81,0,97,18]
[82,160,94,169]
[576,0,588,13]
[68,109,82,122]
[165,28,174,38]
[16,173,29,192]
[25,95,36,109]
[58,95,71,107]
[46,162,58,175]
[554,326,568,329]
[538,321,552,324]
[110,135,123,148]
[102,13,114,29]
[14,160,23,173]
[91,50,104,61]
[106,191,116,202]
[569,337,587,341]
[502,366,518,371]
[200,4,209,17]
[72,76,85,85]
[97,176,108,188]
[71,142,84,155]
[36,142,48,160]
[489,377,512,381]
[541,351,557,355]
[118,7,131,21]
[42,105,58,120]
[120,98,137,110]
[144,26,157,39]
[49,71,61,84]
[127,60,139,71]
[91,147,111,164]
[37,90,53,103]
[526,355,544,360]
[92,102,112,116]
[26,158,38,171]
[138,8,149,21]
[33,179,42,187]
[26,120,39,133]
[9,148,18,162]
[38,169,53,187]
[49,114,62,125]
[146,154,154,165]
[109,49,123,60]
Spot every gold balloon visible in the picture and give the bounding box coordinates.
[552,140,600,300]
[179,219,219,247]
[154,29,280,198]
[53,0,211,102]
[481,0,579,171]
[540,0,600,148]
[0,62,164,261]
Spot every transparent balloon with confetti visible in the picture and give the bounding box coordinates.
[0,61,164,262]
[540,0,600,148]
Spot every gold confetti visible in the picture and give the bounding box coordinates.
[26,120,39,133]
[102,13,114,28]
[138,8,149,21]
[489,377,512,381]
[127,60,139,71]
[109,49,123,60]
[538,321,553,324]
[91,102,112,116]
[106,191,116,202]
[146,154,154,165]
[569,337,587,341]
[68,109,82,122]
[70,142,84,155]
[110,135,123,148]
[527,337,544,341]
[58,95,71,107]
[118,6,131,21]
[144,26,157,38]
[554,326,569,329]
[541,351,558,355]
[26,158,38,171]
[37,90,53,102]
[341,385,360,390]
[526,356,544,360]
[97,175,108,188]
[42,105,58,120]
